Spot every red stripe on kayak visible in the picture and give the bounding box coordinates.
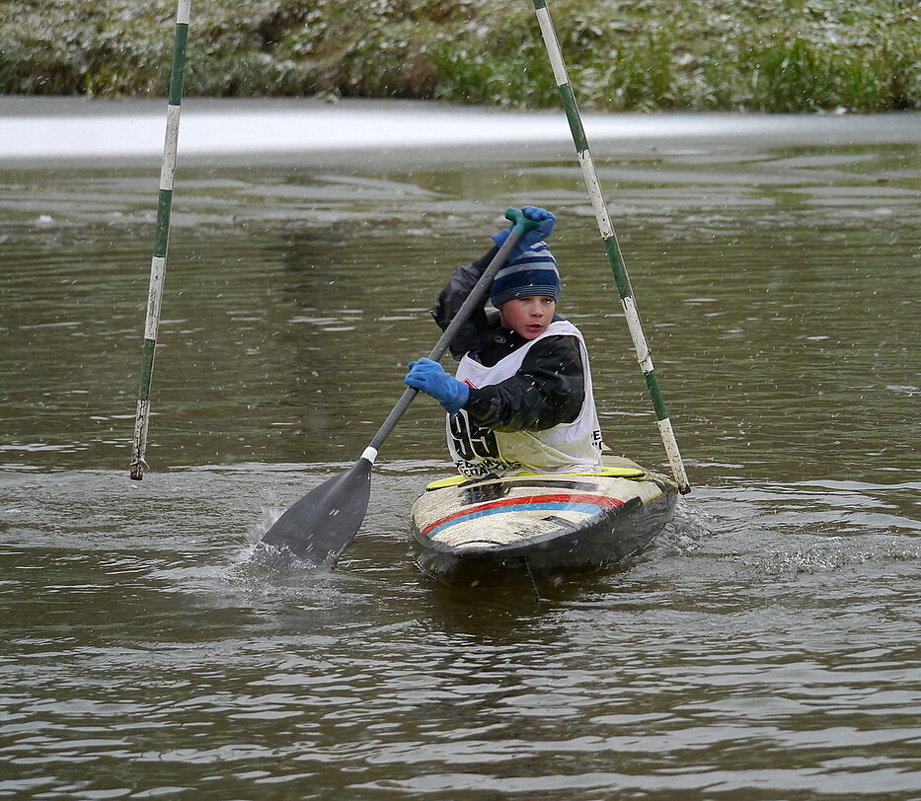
[421,492,623,536]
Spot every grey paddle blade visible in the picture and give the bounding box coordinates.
[256,458,373,569]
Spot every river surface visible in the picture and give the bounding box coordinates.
[1,98,920,800]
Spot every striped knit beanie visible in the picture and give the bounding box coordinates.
[489,242,560,308]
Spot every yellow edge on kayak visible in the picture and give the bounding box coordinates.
[424,465,647,491]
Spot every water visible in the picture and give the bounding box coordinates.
[1,98,920,800]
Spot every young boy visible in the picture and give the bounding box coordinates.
[404,206,604,478]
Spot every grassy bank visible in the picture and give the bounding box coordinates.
[2,0,919,112]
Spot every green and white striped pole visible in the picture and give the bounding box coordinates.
[130,0,191,480]
[531,0,690,494]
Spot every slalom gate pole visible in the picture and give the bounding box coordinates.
[531,0,691,494]
[130,0,191,480]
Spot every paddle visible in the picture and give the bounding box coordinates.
[256,208,541,569]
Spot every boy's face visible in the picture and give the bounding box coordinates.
[499,295,556,340]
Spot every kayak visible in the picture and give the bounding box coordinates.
[409,455,677,587]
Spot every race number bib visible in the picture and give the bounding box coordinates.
[447,410,519,477]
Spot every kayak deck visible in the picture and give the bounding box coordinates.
[410,456,676,587]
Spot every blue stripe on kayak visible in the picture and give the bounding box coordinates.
[426,501,603,539]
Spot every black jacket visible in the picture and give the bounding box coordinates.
[431,246,585,432]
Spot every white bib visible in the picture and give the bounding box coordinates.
[446,320,603,477]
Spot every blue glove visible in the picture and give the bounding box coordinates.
[404,357,470,413]
[491,205,556,261]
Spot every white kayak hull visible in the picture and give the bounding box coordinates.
[410,455,677,587]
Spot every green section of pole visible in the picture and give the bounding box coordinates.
[531,0,691,494]
[169,22,189,105]
[130,0,191,481]
[153,187,173,258]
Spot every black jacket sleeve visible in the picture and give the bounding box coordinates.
[431,247,499,359]
[464,335,585,431]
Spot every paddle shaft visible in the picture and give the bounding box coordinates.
[130,0,192,481]
[531,0,691,494]
[361,220,529,464]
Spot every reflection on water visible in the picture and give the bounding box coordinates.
[1,100,920,800]
[6,96,921,163]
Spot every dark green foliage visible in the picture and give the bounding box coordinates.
[1,0,918,111]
